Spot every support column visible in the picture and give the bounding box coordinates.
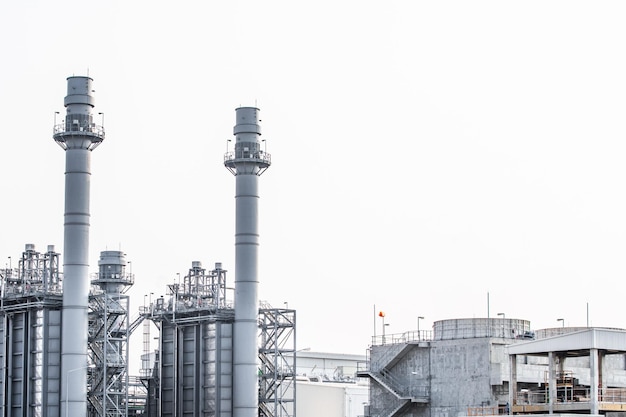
[508,354,517,412]
[548,352,556,414]
[590,348,599,415]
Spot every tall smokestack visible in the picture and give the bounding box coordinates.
[224,107,271,417]
[54,76,104,417]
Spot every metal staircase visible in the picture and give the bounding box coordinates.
[359,338,430,417]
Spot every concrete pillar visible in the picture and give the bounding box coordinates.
[509,354,517,412]
[548,351,556,414]
[590,348,599,415]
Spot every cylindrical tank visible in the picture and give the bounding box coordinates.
[433,318,532,340]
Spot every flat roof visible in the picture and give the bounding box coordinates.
[507,327,626,356]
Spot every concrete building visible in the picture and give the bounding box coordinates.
[358,318,626,417]
[508,327,626,415]
[296,351,365,383]
[294,351,368,417]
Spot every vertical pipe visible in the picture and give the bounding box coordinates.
[225,107,270,417]
[54,76,104,417]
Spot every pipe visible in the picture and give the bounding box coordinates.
[54,76,104,417]
[225,107,271,417]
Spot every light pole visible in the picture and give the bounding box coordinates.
[65,364,95,417]
[557,318,564,328]
[417,316,424,340]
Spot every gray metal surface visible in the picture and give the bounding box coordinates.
[53,76,105,417]
[258,307,296,417]
[146,262,234,417]
[224,107,271,417]
[0,244,63,417]
[88,250,133,417]
[158,320,234,417]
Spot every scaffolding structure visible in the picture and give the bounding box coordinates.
[88,251,135,417]
[258,306,296,417]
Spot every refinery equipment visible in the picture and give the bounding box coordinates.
[0,76,112,417]
[88,250,136,417]
[0,244,64,416]
[142,261,234,416]
[0,245,141,417]
[54,76,105,417]
[140,107,295,417]
[0,78,295,417]
[141,262,296,417]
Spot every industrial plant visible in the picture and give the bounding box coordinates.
[4,75,626,417]
[358,318,626,417]
[0,76,296,417]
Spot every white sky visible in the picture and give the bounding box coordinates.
[2,1,626,372]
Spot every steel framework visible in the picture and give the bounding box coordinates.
[88,251,134,417]
[0,244,64,417]
[258,306,296,417]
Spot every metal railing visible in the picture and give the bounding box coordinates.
[467,405,508,416]
[224,149,271,165]
[601,388,626,402]
[53,122,105,137]
[369,343,409,372]
[371,330,432,346]
[374,399,410,417]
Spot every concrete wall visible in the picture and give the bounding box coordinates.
[430,338,498,417]
[368,338,514,417]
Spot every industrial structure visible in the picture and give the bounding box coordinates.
[0,244,64,416]
[0,77,296,417]
[138,107,296,417]
[0,77,142,417]
[7,74,626,417]
[88,250,137,417]
[54,76,104,417]
[294,351,368,417]
[225,106,272,417]
[358,317,626,417]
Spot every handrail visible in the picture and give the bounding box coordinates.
[224,149,271,165]
[370,343,407,372]
[371,330,432,346]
